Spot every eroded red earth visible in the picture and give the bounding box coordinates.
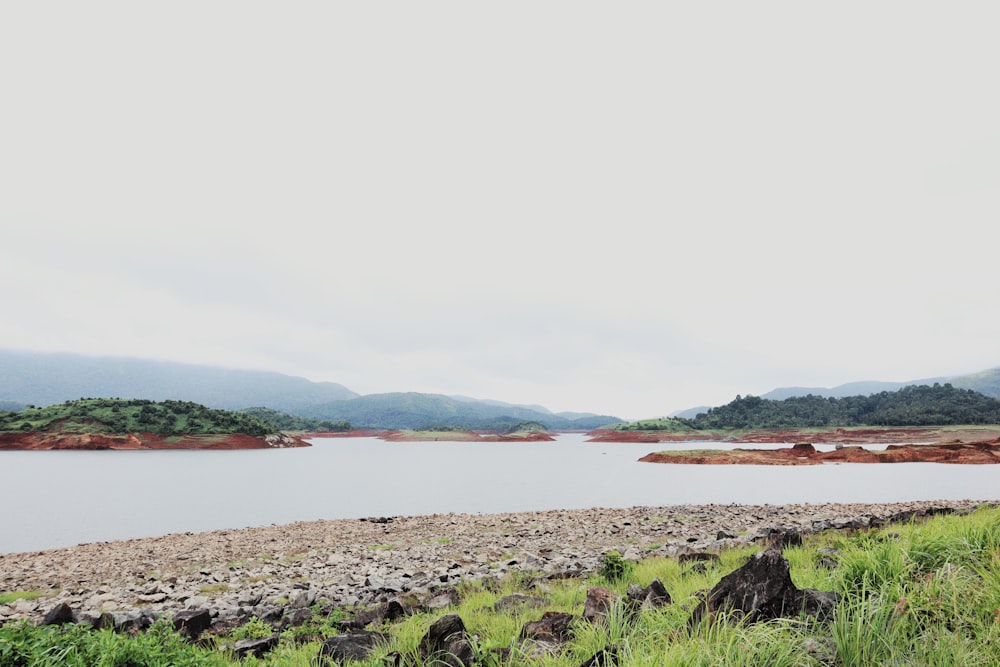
[638,440,1000,465]
[589,426,1000,445]
[378,430,555,442]
[0,432,310,450]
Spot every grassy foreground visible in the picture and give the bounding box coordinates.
[3,506,1000,666]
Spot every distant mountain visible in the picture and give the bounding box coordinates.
[669,405,713,420]
[0,349,358,412]
[670,367,1000,419]
[448,395,553,414]
[761,381,916,401]
[950,368,1000,398]
[0,348,620,430]
[761,369,1000,401]
[298,392,620,430]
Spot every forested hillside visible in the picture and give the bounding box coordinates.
[684,384,1000,429]
[0,399,275,436]
[239,407,351,432]
[298,392,619,430]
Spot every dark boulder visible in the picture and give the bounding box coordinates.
[756,528,803,550]
[627,579,672,609]
[173,608,212,640]
[520,611,575,643]
[583,587,619,624]
[234,635,280,659]
[418,614,475,667]
[319,631,389,664]
[40,603,75,626]
[344,597,410,629]
[688,549,839,627]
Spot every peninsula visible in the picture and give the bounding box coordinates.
[639,440,1000,465]
[0,398,309,450]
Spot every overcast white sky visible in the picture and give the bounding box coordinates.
[2,3,998,420]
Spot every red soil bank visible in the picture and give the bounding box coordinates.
[639,440,1000,465]
[0,432,310,451]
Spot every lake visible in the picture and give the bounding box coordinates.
[3,433,998,554]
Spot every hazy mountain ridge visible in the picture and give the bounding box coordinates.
[669,369,1000,420]
[298,392,618,430]
[0,349,358,412]
[761,370,1000,401]
[0,349,618,430]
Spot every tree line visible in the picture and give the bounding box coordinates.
[680,384,1000,429]
[0,398,276,436]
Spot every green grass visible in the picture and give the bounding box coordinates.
[614,417,693,432]
[0,590,46,605]
[4,507,1000,665]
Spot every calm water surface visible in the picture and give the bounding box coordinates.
[2,433,997,554]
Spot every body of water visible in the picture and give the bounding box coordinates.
[3,433,997,554]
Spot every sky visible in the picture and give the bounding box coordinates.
[2,3,998,421]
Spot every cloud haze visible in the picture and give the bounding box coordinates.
[2,3,998,419]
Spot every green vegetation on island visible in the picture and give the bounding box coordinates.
[4,507,1000,665]
[614,417,693,432]
[238,407,351,433]
[0,399,276,436]
[621,384,1000,431]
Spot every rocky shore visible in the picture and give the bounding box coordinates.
[2,500,993,631]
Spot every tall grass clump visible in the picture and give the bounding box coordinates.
[829,506,1000,667]
[0,619,230,667]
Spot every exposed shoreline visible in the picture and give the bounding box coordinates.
[0,431,310,450]
[2,500,994,626]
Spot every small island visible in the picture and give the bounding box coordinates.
[378,427,555,442]
[639,440,1000,465]
[0,399,310,450]
[591,384,1000,465]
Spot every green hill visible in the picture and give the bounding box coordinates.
[680,384,1000,429]
[238,407,351,432]
[0,399,276,436]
